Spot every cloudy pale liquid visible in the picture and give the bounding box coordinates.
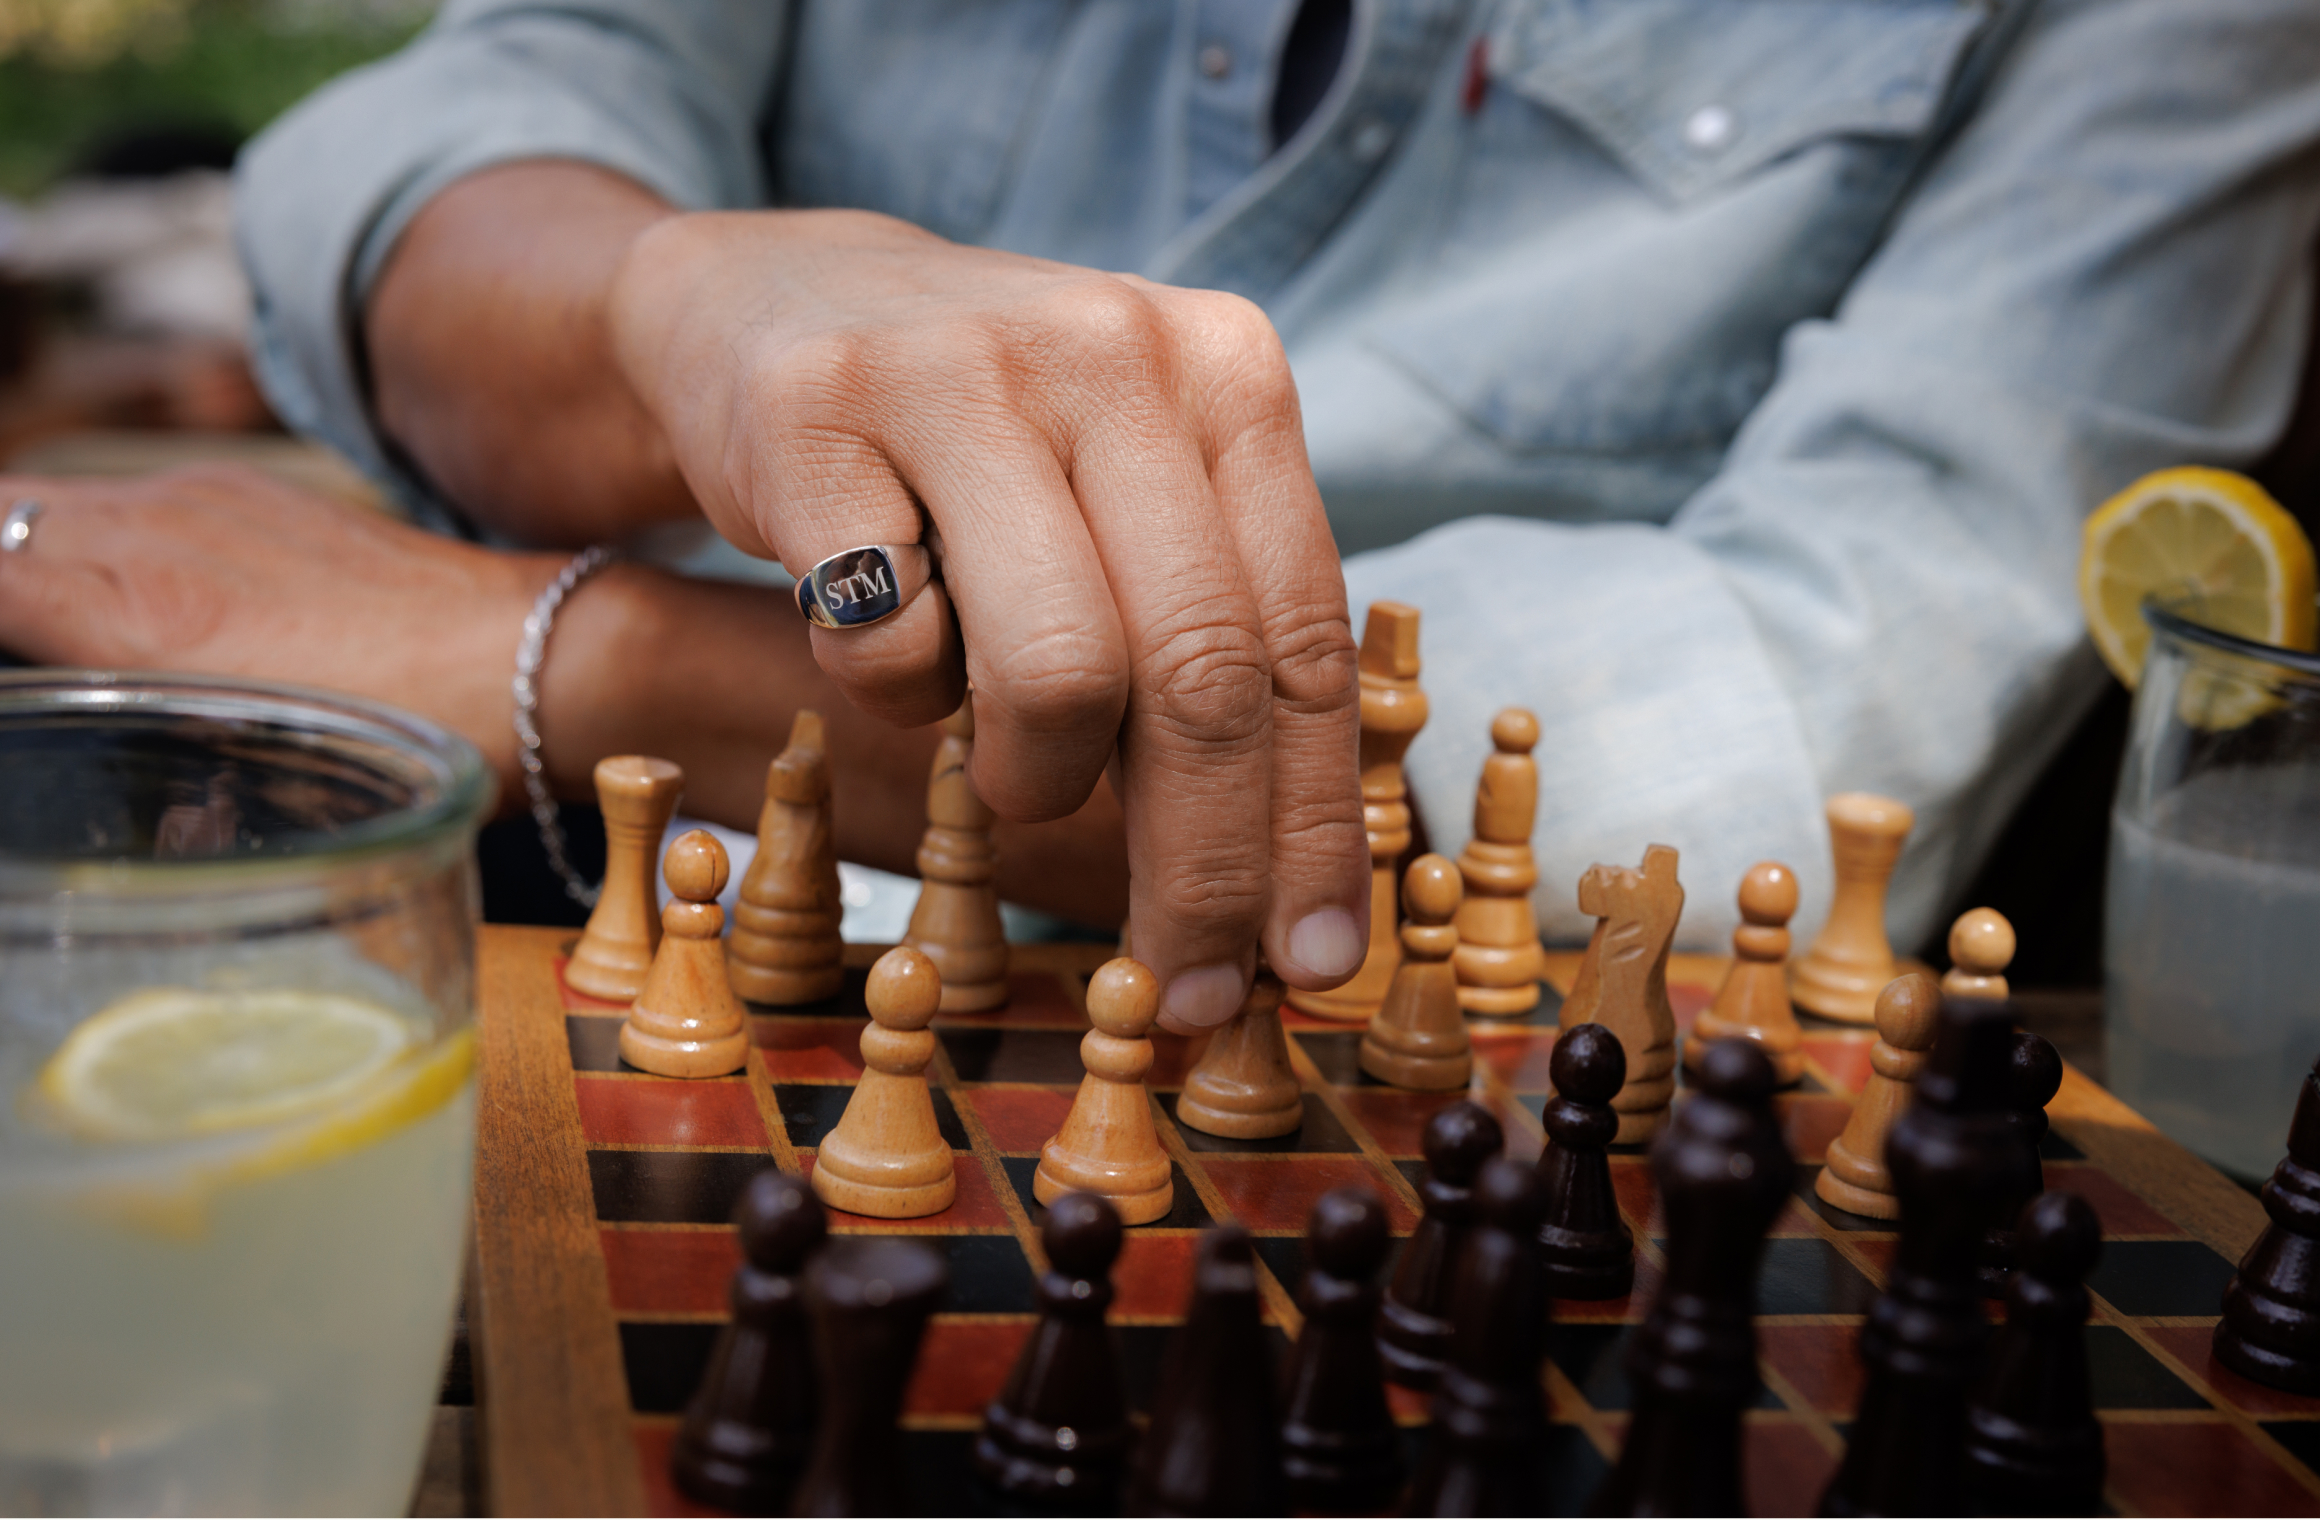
[2107,811,2320,1180]
[0,1056,472,1517]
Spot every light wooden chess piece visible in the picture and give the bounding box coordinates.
[1453,709,1549,1017]
[619,829,750,1079]
[1942,907,2015,999]
[1689,862,1805,1085]
[1560,844,1683,1144]
[811,945,957,1218]
[1789,792,1915,1025]
[1035,958,1173,1224]
[1176,971,1303,1139]
[1288,602,1426,1021]
[1361,854,1473,1090]
[728,711,845,1005]
[1815,971,1941,1219]
[566,755,685,1002]
[904,697,1009,1012]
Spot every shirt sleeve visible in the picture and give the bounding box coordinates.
[1343,0,2320,951]
[232,0,789,514]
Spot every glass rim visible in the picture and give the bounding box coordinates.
[2143,598,2320,679]
[0,669,493,881]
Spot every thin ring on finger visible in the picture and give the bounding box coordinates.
[1,498,43,554]
[794,541,937,629]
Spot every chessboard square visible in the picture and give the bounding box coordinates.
[1338,1088,1460,1157]
[1556,1247,1662,1323]
[1533,1422,1615,1514]
[1757,1238,1880,1317]
[567,1014,627,1073]
[833,1232,1037,1314]
[777,1084,970,1151]
[1002,1155,1212,1232]
[2088,1240,2239,1318]
[1668,980,1715,1024]
[1776,1094,1853,1167]
[2144,1325,2320,1419]
[1290,1029,1366,1086]
[1002,969,1083,1025]
[755,1017,867,1081]
[602,1227,742,1316]
[1801,1035,1872,1096]
[1473,1029,1558,1091]
[1612,1160,1658,1238]
[2104,1418,2320,1517]
[618,1320,720,1414]
[940,1028,1087,1084]
[1759,1323,1864,1417]
[630,1423,726,1520]
[1745,1419,1842,1519]
[965,1085,1077,1152]
[1253,1235,1306,1301]
[591,1149,771,1225]
[2258,1421,2320,1483]
[574,1075,767,1148]
[1113,1232,1200,1319]
[1200,1155,1420,1233]
[794,1151,1015,1231]
[1158,1093,1358,1154]
[905,1318,1034,1418]
[1553,1322,1633,1410]
[1794,1166,1896,1233]
[2042,1161,2188,1238]
[2040,1129,2086,1161]
[1111,1323,1294,1415]
[2082,1326,2210,1409]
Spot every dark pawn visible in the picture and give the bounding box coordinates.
[2214,1053,2320,1393]
[1127,1225,1285,1517]
[974,1192,1132,1508]
[1822,995,2018,1518]
[1381,1100,1504,1388]
[1537,1023,1635,1300]
[1594,1038,1796,1517]
[1966,1192,2106,1516]
[671,1169,826,1511]
[1281,1187,1404,1513]
[791,1236,948,1517]
[1408,1155,1552,1516]
[1981,1031,2064,1298]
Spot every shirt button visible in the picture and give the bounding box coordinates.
[1198,43,1232,79]
[1684,104,1739,152]
[1350,117,1395,162]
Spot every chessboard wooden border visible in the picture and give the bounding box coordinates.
[469,924,2271,1517]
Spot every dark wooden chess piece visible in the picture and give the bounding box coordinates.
[1407,1155,1551,1516]
[670,1169,826,1511]
[791,1236,948,1517]
[1536,1022,1634,1300]
[1280,1187,1403,1512]
[1127,1225,1285,1516]
[1380,1100,1504,1389]
[974,1192,1131,1509]
[1593,1038,1796,1516]
[1967,1191,2106,1516]
[1983,1030,2064,1298]
[1821,995,2018,1518]
[2214,1052,2320,1393]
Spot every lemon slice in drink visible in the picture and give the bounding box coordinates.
[2079,466,2316,688]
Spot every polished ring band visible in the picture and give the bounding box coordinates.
[795,543,934,630]
[1,498,42,554]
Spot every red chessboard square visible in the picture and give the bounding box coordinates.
[1669,981,1715,1024]
[1555,1247,1661,1324]
[965,1086,1075,1153]
[632,1421,726,1518]
[1113,1232,1200,1319]
[1200,1156,1419,1233]
[795,1153,1016,1231]
[1473,1030,1557,1091]
[2142,1325,2320,1419]
[1744,1418,1842,1517]
[1801,1035,1873,1096]
[905,1319,1033,1418]
[1759,1324,1865,1418]
[1146,1031,1208,1089]
[1778,1094,1853,1167]
[574,1075,769,1149]
[2103,1418,2320,1516]
[757,1018,868,1082]
[1336,1088,1457,1157]
[603,1227,741,1316]
[1612,1160,1658,1236]
[1848,1237,1898,1279]
[2043,1161,2188,1238]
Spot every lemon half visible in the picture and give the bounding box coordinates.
[2079,466,2316,688]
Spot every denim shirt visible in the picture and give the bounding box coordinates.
[236,0,2320,949]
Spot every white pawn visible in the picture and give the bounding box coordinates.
[811,946,956,1219]
[1942,908,2016,999]
[620,830,750,1079]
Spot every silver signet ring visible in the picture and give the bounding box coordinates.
[1,498,43,554]
[795,543,933,630]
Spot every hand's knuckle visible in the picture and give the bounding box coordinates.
[1263,609,1358,712]
[978,629,1130,735]
[1149,861,1269,924]
[1141,610,1272,739]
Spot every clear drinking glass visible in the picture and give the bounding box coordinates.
[2106,601,2320,1180]
[0,672,491,1516]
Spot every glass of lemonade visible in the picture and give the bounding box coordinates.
[0,672,491,1516]
[2106,600,2320,1181]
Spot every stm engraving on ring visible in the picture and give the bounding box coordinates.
[795,543,931,630]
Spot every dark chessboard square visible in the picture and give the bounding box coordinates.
[565,1015,626,1073]
[1553,1322,1633,1409]
[2087,1239,2238,1318]
[2257,1419,2320,1479]
[589,1148,770,1225]
[2083,1325,2209,1409]
[939,1027,1087,1084]
[775,1082,969,1150]
[843,1231,1037,1314]
[1792,1167,1894,1233]
[1157,1093,1358,1153]
[618,1320,719,1414]
[1394,1158,1426,1196]
[1002,1154,1212,1231]
[2039,1129,2086,1161]
[747,963,869,1019]
[1533,1420,1613,1513]
[1757,1238,1880,1317]
[1291,1029,1368,1086]
[1253,1235,1306,1301]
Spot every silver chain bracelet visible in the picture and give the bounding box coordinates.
[513,545,620,908]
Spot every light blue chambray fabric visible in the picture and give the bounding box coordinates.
[235,0,2320,949]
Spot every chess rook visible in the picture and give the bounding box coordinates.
[565,755,684,1002]
[809,946,957,1218]
[1453,708,1549,1016]
[1176,971,1304,1139]
[1034,958,1173,1224]
[1279,1188,1404,1512]
[1561,844,1684,1144]
[792,1237,947,1516]
[1815,972,1941,1219]
[1289,601,1426,1021]
[1690,861,1804,1085]
[1535,1023,1634,1300]
[975,1192,1132,1507]
[904,697,1009,1012]
[2214,1052,2320,1394]
[1966,1191,2106,1516]
[618,830,750,1079]
[1380,1100,1504,1388]
[1790,791,1914,1024]
[1984,1030,2063,1298]
[1359,853,1474,1091]
[1127,1226,1285,1516]
[1944,905,2017,999]
[671,1170,826,1511]
[727,710,844,1005]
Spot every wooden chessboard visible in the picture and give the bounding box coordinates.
[468,925,2320,1516]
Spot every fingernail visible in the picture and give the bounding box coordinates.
[1161,964,1246,1030]
[1285,908,1365,981]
